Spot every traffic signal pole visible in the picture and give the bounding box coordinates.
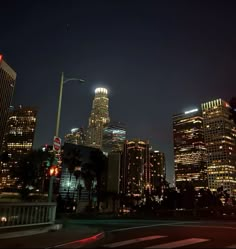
[48,175,55,202]
[48,72,85,202]
[48,72,64,203]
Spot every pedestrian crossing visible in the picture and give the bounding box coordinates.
[145,238,209,248]
[102,234,236,248]
[104,235,167,248]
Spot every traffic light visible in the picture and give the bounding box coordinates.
[49,165,59,176]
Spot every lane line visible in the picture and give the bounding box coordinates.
[45,232,105,248]
[171,224,236,230]
[145,238,209,248]
[108,221,201,232]
[104,235,166,248]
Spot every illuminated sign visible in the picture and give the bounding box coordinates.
[184,108,198,114]
[0,54,2,62]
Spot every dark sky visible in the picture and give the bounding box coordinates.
[1,0,236,184]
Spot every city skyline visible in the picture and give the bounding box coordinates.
[1,1,236,183]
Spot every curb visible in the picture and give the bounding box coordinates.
[46,231,105,248]
[0,224,63,239]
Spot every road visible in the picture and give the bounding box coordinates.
[70,219,236,248]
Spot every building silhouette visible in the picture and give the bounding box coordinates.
[0,106,37,189]
[120,139,150,196]
[86,88,110,149]
[202,98,236,197]
[173,108,207,190]
[0,55,16,152]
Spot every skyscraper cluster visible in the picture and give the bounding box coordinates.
[3,54,235,202]
[59,87,166,202]
[173,98,236,197]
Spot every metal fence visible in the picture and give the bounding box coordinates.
[0,202,57,229]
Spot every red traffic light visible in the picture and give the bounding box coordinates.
[49,165,59,176]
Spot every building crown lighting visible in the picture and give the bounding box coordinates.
[95,87,108,94]
[184,108,198,115]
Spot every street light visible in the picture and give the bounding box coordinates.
[55,72,85,137]
[48,72,85,202]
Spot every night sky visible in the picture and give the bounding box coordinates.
[1,0,236,184]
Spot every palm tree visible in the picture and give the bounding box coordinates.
[88,149,108,210]
[10,149,52,199]
[62,147,82,196]
[81,162,96,204]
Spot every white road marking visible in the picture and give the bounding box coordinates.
[171,224,236,230]
[145,238,209,248]
[108,221,201,232]
[104,235,166,248]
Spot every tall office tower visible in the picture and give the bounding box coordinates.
[0,55,16,152]
[86,88,110,149]
[0,106,37,189]
[64,127,86,145]
[102,121,126,154]
[173,108,207,190]
[201,99,236,197]
[150,150,166,192]
[120,139,150,196]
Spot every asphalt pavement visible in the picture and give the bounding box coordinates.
[1,219,236,248]
[0,225,104,248]
[81,219,236,248]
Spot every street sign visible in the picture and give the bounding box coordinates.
[53,136,61,152]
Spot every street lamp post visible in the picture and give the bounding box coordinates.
[48,72,85,202]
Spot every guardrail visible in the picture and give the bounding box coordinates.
[0,202,57,229]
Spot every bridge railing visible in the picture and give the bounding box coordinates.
[0,202,57,229]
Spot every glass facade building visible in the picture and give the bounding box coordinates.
[102,121,126,154]
[202,99,236,196]
[173,108,207,190]
[0,55,16,152]
[0,106,37,189]
[64,127,86,145]
[121,139,150,196]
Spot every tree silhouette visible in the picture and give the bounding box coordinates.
[62,147,82,195]
[88,149,108,210]
[10,149,52,199]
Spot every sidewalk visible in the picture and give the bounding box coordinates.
[0,225,105,248]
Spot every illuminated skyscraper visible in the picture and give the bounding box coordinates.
[150,150,166,192]
[86,87,110,149]
[0,55,16,152]
[0,106,37,189]
[102,121,126,154]
[173,108,207,190]
[121,139,150,196]
[202,99,236,197]
[64,127,86,145]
